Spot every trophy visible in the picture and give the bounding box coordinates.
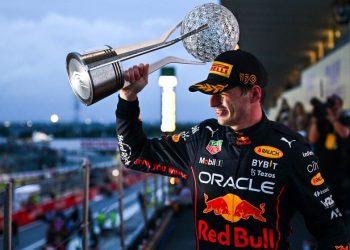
[66,3,239,105]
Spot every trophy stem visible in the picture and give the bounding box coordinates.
[88,24,208,71]
[148,56,205,74]
[122,55,205,91]
[114,21,182,55]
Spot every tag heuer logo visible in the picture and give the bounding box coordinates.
[206,140,223,155]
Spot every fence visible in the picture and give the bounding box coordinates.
[1,159,174,250]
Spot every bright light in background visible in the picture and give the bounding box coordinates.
[159,67,177,132]
[50,114,59,123]
[32,131,52,142]
[26,121,33,127]
[84,118,92,125]
[112,169,120,177]
[169,177,177,185]
[4,121,11,127]
[335,30,341,38]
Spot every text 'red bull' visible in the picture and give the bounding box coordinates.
[198,220,275,249]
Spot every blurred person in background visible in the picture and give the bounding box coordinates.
[308,94,350,215]
[288,101,310,137]
[276,98,291,126]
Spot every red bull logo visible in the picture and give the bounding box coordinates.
[236,136,252,145]
[198,220,275,249]
[234,200,266,222]
[203,193,266,223]
[203,193,230,215]
[335,246,349,250]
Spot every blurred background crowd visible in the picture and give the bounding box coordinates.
[275,94,350,216]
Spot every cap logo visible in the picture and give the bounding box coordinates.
[239,73,257,85]
[210,61,233,78]
[192,83,228,94]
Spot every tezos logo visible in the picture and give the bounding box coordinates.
[254,146,283,159]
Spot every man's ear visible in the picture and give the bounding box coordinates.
[250,85,262,103]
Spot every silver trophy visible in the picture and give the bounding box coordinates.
[66,3,239,105]
[181,3,239,62]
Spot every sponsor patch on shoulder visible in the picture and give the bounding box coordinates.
[311,172,325,186]
[254,146,283,159]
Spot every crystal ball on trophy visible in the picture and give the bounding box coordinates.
[181,3,240,62]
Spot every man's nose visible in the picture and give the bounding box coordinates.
[210,94,221,107]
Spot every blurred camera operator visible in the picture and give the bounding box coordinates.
[308,94,350,214]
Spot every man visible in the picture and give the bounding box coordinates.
[116,50,349,249]
[308,94,350,216]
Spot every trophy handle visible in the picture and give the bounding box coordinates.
[89,24,208,71]
[114,21,182,55]
[123,56,205,88]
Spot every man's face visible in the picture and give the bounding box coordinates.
[209,87,252,129]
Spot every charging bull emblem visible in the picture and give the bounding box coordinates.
[203,193,266,223]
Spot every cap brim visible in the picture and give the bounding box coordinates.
[189,81,230,94]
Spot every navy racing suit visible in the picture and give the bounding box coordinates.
[116,97,349,250]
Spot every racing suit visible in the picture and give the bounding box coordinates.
[116,97,349,250]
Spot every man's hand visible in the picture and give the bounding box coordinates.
[120,63,149,101]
